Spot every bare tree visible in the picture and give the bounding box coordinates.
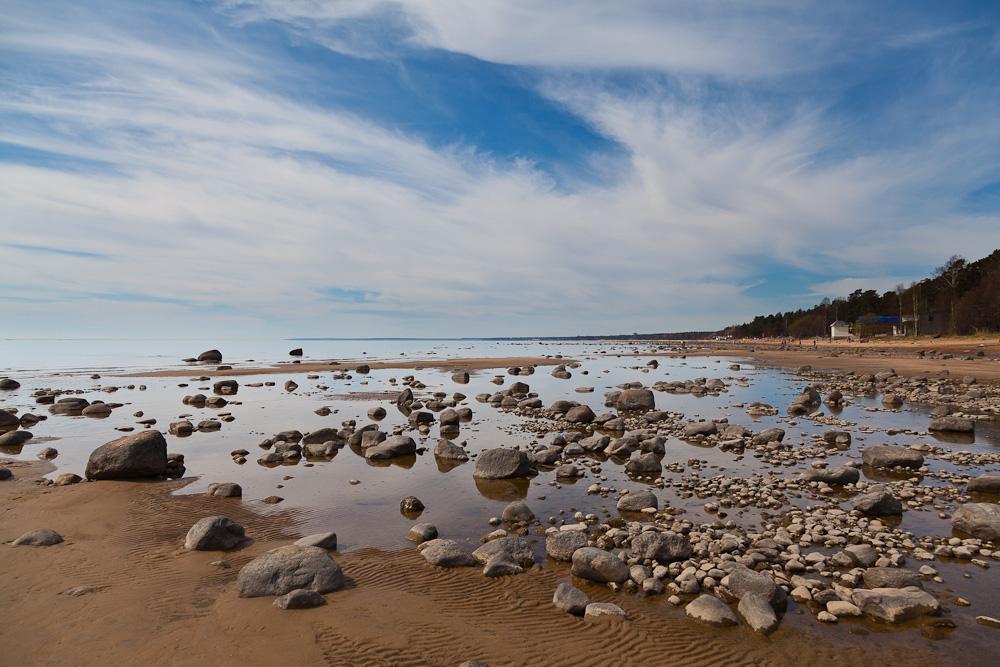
[933,255,966,331]
[894,284,905,334]
[909,281,920,335]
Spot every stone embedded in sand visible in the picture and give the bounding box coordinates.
[13,528,64,546]
[852,587,940,623]
[85,429,167,480]
[952,503,1000,540]
[55,473,82,486]
[571,547,628,584]
[738,592,779,635]
[273,588,325,609]
[851,485,903,516]
[473,448,534,480]
[207,482,242,498]
[616,389,655,412]
[184,516,246,551]
[585,602,626,619]
[294,532,338,550]
[861,445,924,469]
[483,551,524,577]
[685,594,738,627]
[472,536,534,567]
[546,530,588,561]
[616,489,657,512]
[420,539,477,567]
[629,531,692,563]
[0,467,13,481]
[238,545,344,598]
[197,349,222,362]
[799,466,859,485]
[553,582,590,616]
[929,417,975,433]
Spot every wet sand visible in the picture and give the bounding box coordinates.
[1,459,948,667]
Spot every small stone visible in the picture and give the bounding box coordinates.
[12,528,64,546]
[273,589,327,610]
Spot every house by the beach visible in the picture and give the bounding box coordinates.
[830,320,851,340]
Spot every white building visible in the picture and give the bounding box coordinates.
[830,320,851,340]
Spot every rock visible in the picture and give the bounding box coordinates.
[751,428,785,445]
[301,428,341,445]
[49,397,90,414]
[355,364,370,374]
[630,532,692,562]
[616,389,655,412]
[928,417,975,433]
[303,442,337,458]
[420,539,477,567]
[61,586,95,597]
[273,589,325,609]
[952,503,1000,540]
[827,600,862,617]
[472,536,534,567]
[85,430,167,480]
[564,405,596,424]
[288,348,303,356]
[726,565,787,609]
[845,544,879,568]
[0,430,32,447]
[81,403,113,417]
[434,439,469,461]
[0,378,20,390]
[396,388,413,406]
[55,473,82,486]
[294,532,338,550]
[0,411,22,429]
[284,380,298,391]
[553,582,590,615]
[184,516,246,550]
[365,435,417,459]
[799,467,859,485]
[501,500,534,522]
[473,448,534,479]
[483,551,525,577]
[367,406,386,420]
[197,349,222,362]
[851,485,903,516]
[862,568,923,589]
[852,587,940,623]
[37,447,58,460]
[237,545,344,597]
[616,489,657,512]
[685,594,738,627]
[546,530,588,561]
[12,528,64,546]
[407,523,438,543]
[400,496,424,512]
[213,380,239,394]
[207,482,242,498]
[738,592,779,635]
[0,467,12,480]
[571,547,628,584]
[881,393,903,408]
[968,475,1000,493]
[684,421,717,437]
[585,603,626,619]
[169,420,194,436]
[861,446,924,469]
[624,452,662,474]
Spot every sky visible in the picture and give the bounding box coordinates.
[2,0,1000,339]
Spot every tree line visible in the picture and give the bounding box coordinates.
[721,249,1000,339]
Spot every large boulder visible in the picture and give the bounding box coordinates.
[852,587,940,623]
[301,428,342,445]
[364,435,416,459]
[968,475,1000,493]
[184,516,246,550]
[629,531,692,563]
[571,547,628,584]
[928,417,975,433]
[684,421,717,437]
[861,568,923,589]
[738,592,779,635]
[546,531,588,561]
[501,500,534,523]
[434,439,469,461]
[751,428,785,446]
[473,448,534,479]
[419,539,477,567]
[624,453,662,474]
[564,405,596,424]
[197,349,222,362]
[85,430,167,480]
[0,430,32,447]
[861,446,924,469]
[553,582,590,616]
[616,389,655,412]
[851,485,903,516]
[49,397,90,415]
[237,545,344,597]
[952,503,1000,540]
[0,411,21,429]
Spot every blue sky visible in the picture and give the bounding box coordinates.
[2,0,999,338]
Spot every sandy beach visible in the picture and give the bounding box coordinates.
[3,337,1000,666]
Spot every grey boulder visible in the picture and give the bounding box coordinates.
[952,503,1000,540]
[237,545,344,597]
[685,594,738,627]
[85,430,167,480]
[472,536,534,567]
[616,490,657,512]
[546,530,588,561]
[273,589,326,610]
[738,592,779,635]
[629,531,692,563]
[419,539,477,567]
[851,485,903,516]
[571,547,628,584]
[861,446,924,469]
[184,516,246,550]
[12,528,64,546]
[852,587,940,623]
[473,448,534,479]
[294,532,338,550]
[553,582,590,615]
